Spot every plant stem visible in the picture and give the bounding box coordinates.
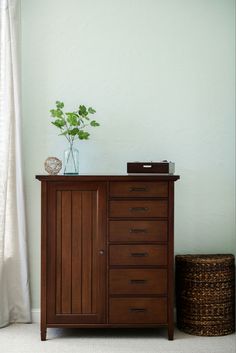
[70,143,77,172]
[64,147,71,174]
[63,112,72,143]
[64,142,77,174]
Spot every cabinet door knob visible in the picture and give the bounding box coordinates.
[99,249,105,255]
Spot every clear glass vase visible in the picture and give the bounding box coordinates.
[63,145,79,175]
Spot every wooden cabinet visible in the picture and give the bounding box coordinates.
[36,175,179,341]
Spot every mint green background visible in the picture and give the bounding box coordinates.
[21,0,235,309]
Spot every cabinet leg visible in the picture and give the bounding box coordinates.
[41,328,47,341]
[168,326,174,340]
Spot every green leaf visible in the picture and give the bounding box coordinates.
[56,101,64,109]
[51,119,66,128]
[66,113,78,126]
[69,128,79,136]
[68,112,82,124]
[50,102,99,140]
[50,109,63,118]
[88,107,96,114]
[78,130,90,140]
[90,120,100,127]
[83,131,90,139]
[78,105,88,117]
[57,109,63,118]
[50,109,58,117]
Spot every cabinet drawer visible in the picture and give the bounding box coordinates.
[109,269,167,295]
[109,245,167,266]
[109,298,167,324]
[110,182,168,198]
[109,200,168,218]
[109,220,167,242]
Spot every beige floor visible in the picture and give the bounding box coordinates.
[1,324,235,353]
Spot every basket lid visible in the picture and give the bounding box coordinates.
[175,254,235,264]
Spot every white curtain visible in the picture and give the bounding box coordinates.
[0,0,31,327]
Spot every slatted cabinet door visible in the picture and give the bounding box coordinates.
[47,182,107,324]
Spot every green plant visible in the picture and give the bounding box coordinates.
[50,101,100,144]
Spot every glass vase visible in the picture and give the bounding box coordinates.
[63,145,79,175]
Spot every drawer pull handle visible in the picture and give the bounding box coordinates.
[129,279,147,284]
[130,252,148,257]
[129,308,147,313]
[129,187,147,192]
[129,207,149,212]
[142,165,152,168]
[129,228,147,234]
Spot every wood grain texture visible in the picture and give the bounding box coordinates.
[40,181,47,340]
[81,191,92,313]
[109,200,168,218]
[36,175,180,182]
[46,183,57,325]
[109,244,167,266]
[71,191,82,313]
[37,175,179,340]
[109,220,168,243]
[61,191,72,314]
[167,181,174,340]
[109,269,167,295]
[109,181,168,198]
[56,191,62,314]
[109,298,167,324]
[46,182,107,325]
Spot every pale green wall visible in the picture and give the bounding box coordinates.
[21,0,235,309]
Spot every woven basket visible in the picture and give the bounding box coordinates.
[175,254,235,336]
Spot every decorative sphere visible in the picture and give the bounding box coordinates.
[44,157,62,175]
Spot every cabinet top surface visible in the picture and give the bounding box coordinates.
[36,174,180,182]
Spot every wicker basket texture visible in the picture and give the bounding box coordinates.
[175,254,235,336]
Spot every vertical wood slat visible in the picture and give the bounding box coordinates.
[92,191,97,314]
[71,192,82,313]
[167,181,174,340]
[58,190,98,315]
[61,191,72,314]
[47,181,107,322]
[46,185,57,324]
[56,191,62,314]
[82,191,92,313]
[40,181,47,340]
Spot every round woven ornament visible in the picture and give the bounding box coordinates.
[44,157,62,175]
